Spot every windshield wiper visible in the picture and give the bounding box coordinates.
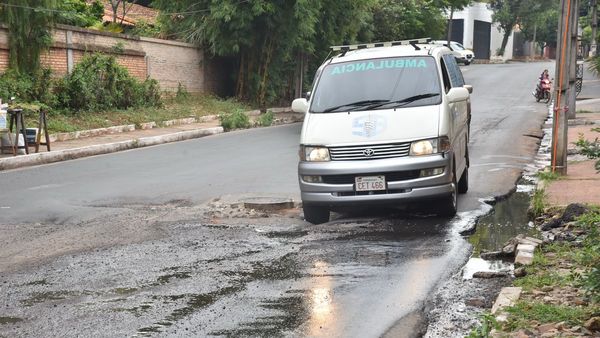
[364,93,441,110]
[319,99,389,113]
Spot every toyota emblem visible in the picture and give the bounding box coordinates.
[363,148,375,157]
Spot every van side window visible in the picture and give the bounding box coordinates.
[440,59,452,93]
[442,54,465,88]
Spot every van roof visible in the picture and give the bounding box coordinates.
[329,44,451,64]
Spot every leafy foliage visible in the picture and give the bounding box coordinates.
[371,0,447,41]
[153,0,376,107]
[55,0,104,27]
[219,110,250,131]
[0,68,56,106]
[256,110,274,127]
[519,0,559,53]
[0,0,56,74]
[575,211,600,303]
[575,131,600,172]
[590,56,600,77]
[59,53,161,112]
[466,312,500,338]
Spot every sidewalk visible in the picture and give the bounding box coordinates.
[544,104,600,206]
[0,111,302,171]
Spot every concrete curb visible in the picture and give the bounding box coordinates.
[0,127,223,171]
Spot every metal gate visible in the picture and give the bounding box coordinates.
[450,19,464,44]
[473,20,491,59]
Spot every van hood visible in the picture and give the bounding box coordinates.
[301,106,440,146]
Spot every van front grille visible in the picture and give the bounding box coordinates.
[322,170,421,184]
[329,143,411,161]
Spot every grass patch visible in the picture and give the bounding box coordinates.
[21,94,249,134]
[536,170,561,182]
[576,110,595,114]
[530,188,547,218]
[504,301,593,330]
[219,110,251,131]
[256,110,274,127]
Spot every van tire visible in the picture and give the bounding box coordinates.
[458,166,469,194]
[439,168,458,217]
[303,205,330,224]
[458,146,469,194]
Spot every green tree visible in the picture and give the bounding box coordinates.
[0,0,57,74]
[519,0,559,56]
[154,0,375,107]
[489,0,524,56]
[371,0,447,42]
[55,0,104,28]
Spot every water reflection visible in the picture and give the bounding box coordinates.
[462,257,513,279]
[309,261,335,336]
[469,192,540,256]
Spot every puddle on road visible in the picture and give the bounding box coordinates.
[468,191,540,257]
[462,258,513,279]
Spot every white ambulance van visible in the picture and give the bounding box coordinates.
[292,38,472,224]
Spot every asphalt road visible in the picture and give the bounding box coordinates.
[0,62,551,337]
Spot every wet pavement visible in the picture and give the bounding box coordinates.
[0,202,470,337]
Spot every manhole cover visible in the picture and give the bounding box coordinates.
[241,197,295,212]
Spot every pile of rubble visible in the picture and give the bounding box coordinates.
[476,203,599,337]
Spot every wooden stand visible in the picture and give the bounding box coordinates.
[0,109,28,156]
[34,109,51,153]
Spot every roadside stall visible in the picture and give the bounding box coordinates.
[0,100,51,156]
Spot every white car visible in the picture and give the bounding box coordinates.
[291,39,472,224]
[432,40,475,65]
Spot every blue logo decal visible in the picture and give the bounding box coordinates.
[352,115,387,138]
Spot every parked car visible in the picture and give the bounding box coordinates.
[291,38,473,224]
[432,40,475,65]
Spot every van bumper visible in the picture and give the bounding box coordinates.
[298,153,454,207]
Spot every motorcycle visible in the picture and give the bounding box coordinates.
[534,78,552,103]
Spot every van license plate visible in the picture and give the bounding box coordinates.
[355,176,386,191]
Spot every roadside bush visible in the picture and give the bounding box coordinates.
[60,53,161,112]
[256,110,274,127]
[0,68,56,105]
[575,131,600,172]
[219,110,250,131]
[576,211,600,303]
[175,83,190,102]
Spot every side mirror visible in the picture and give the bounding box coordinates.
[291,98,309,114]
[463,85,473,94]
[447,87,469,103]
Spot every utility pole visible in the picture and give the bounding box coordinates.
[552,0,579,174]
[591,0,598,57]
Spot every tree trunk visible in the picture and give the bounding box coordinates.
[499,28,512,57]
[258,37,274,110]
[446,7,454,45]
[235,53,246,99]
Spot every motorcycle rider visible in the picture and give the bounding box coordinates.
[534,69,550,96]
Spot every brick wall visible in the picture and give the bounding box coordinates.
[0,25,215,94]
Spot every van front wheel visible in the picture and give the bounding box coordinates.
[303,205,330,224]
[439,169,458,217]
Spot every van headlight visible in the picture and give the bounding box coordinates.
[301,146,331,162]
[410,137,451,156]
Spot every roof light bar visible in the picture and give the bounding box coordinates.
[331,38,432,52]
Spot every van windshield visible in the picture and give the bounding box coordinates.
[310,56,441,113]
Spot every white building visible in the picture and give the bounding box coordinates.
[449,2,516,61]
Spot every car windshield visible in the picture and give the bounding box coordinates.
[450,42,465,51]
[310,56,442,113]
